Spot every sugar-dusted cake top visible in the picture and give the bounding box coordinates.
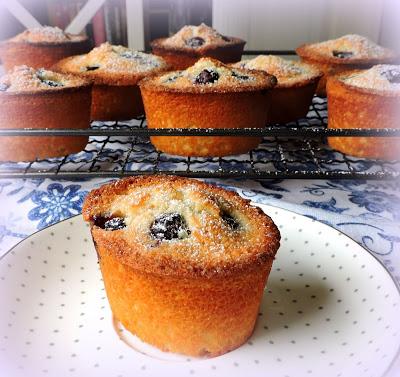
[234,55,321,86]
[143,57,277,93]
[158,23,239,49]
[0,65,88,93]
[54,43,168,85]
[341,65,400,94]
[299,34,396,62]
[83,176,280,277]
[10,26,86,44]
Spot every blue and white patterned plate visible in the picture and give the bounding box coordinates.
[0,204,399,377]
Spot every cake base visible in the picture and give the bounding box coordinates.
[99,249,272,357]
[141,88,270,157]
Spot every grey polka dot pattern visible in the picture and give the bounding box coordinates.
[0,206,399,377]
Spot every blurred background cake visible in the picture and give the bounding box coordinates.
[327,64,400,160]
[0,26,90,71]
[53,42,168,120]
[0,65,92,161]
[234,55,322,123]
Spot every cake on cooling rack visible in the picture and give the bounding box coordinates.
[233,55,322,123]
[83,175,280,357]
[0,26,90,72]
[0,65,92,161]
[296,34,398,96]
[53,42,169,120]
[151,23,246,70]
[139,57,277,157]
[327,65,400,160]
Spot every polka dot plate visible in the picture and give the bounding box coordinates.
[0,204,399,377]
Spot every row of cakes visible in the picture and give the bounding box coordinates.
[0,24,398,161]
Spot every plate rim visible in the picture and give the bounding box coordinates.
[1,204,400,376]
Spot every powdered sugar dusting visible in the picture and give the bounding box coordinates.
[0,65,85,92]
[234,55,321,86]
[105,180,267,263]
[63,43,167,74]
[161,23,232,49]
[11,26,85,43]
[157,57,274,90]
[342,65,400,93]
[307,34,391,59]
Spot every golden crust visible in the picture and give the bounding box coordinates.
[52,44,170,86]
[151,36,245,55]
[327,73,400,160]
[0,65,92,94]
[296,43,397,66]
[232,55,322,89]
[53,55,168,86]
[139,67,277,94]
[83,175,281,278]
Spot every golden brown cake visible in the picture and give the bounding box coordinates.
[0,65,92,161]
[296,34,398,96]
[234,55,322,123]
[53,42,169,120]
[82,175,280,357]
[0,26,90,72]
[139,58,277,157]
[327,65,400,160]
[151,23,246,70]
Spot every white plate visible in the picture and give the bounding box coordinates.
[0,204,399,377]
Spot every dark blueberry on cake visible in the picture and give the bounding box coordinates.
[194,69,219,84]
[186,37,205,48]
[0,83,9,91]
[120,50,140,59]
[93,215,126,231]
[332,50,353,59]
[36,70,63,87]
[86,65,100,71]
[150,212,190,240]
[221,211,240,230]
[382,69,400,84]
[164,73,182,83]
[232,71,250,81]
[43,79,63,87]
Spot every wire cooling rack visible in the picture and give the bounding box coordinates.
[0,96,399,180]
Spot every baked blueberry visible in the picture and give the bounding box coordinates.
[194,69,219,84]
[86,65,100,71]
[0,83,9,91]
[43,79,63,87]
[186,37,205,48]
[382,69,400,84]
[120,50,140,59]
[93,215,126,231]
[332,50,353,59]
[36,70,63,87]
[150,212,190,240]
[232,71,250,81]
[221,211,240,230]
[164,73,182,83]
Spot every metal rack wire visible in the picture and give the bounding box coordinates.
[0,96,399,180]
